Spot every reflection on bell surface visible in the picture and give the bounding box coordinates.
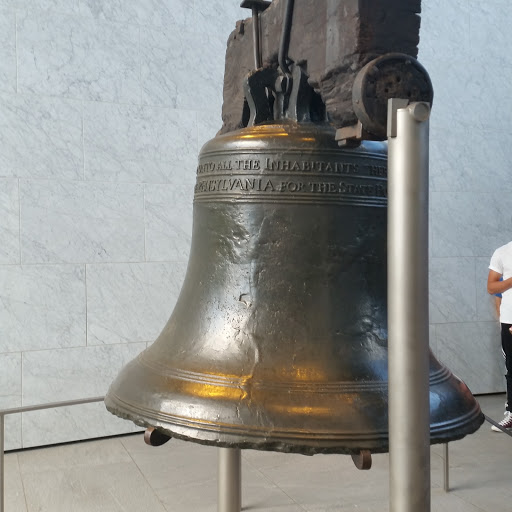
[105,112,483,454]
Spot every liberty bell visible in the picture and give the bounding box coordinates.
[105,43,484,457]
[105,0,484,457]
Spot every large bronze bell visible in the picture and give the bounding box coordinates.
[105,65,483,456]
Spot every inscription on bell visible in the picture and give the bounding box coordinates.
[369,165,387,177]
[194,151,388,207]
[264,158,358,174]
[197,160,234,173]
[195,178,275,193]
[197,158,361,175]
[194,177,387,198]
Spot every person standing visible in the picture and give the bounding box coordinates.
[488,242,512,431]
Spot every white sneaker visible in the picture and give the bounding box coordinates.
[491,411,512,432]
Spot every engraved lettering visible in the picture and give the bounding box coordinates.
[216,160,232,171]
[338,182,378,196]
[263,180,275,192]
[244,179,256,190]
[197,162,216,174]
[235,159,261,171]
[229,179,241,191]
[198,159,377,177]
[279,181,304,192]
[335,162,358,174]
[308,182,339,193]
[368,165,387,177]
[194,158,386,203]
[376,184,388,197]
[263,158,365,175]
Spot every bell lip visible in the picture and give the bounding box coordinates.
[105,392,390,455]
[105,351,485,456]
[104,392,484,456]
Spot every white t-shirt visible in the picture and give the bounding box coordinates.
[489,241,512,323]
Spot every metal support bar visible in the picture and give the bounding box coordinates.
[240,0,270,69]
[443,443,449,492]
[218,448,241,512]
[0,415,4,512]
[252,7,262,68]
[0,397,105,416]
[388,99,431,512]
[278,0,295,76]
[0,396,105,512]
[432,419,512,496]
[485,414,512,437]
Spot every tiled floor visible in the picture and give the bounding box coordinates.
[4,393,511,511]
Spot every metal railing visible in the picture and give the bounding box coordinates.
[0,396,105,512]
[441,414,512,492]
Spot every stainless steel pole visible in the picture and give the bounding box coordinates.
[388,100,431,512]
[0,414,4,512]
[218,448,241,512]
[443,443,449,492]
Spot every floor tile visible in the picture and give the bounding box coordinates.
[22,461,165,512]
[17,437,132,474]
[155,463,302,512]
[4,453,28,512]
[121,436,219,490]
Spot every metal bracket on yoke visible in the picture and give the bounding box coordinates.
[243,64,315,126]
[336,121,379,147]
[336,53,434,146]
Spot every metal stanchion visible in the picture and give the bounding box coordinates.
[0,415,4,512]
[218,448,241,512]
[388,99,431,512]
[443,443,449,492]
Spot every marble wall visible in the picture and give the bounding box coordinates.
[0,0,246,450]
[420,0,508,396]
[0,0,507,450]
